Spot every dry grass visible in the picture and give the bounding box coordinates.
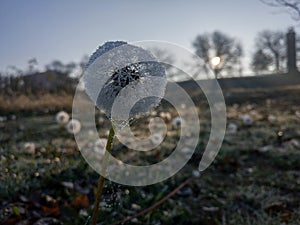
[0,93,73,112]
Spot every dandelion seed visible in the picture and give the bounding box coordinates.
[241,114,253,126]
[55,111,70,125]
[66,119,81,134]
[24,142,35,154]
[227,122,238,134]
[172,116,184,129]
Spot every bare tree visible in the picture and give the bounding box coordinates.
[45,60,76,75]
[261,0,300,20]
[27,58,38,74]
[251,49,273,74]
[192,31,243,78]
[254,30,286,73]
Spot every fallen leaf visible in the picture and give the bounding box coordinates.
[71,194,89,208]
[41,203,60,216]
[280,211,292,222]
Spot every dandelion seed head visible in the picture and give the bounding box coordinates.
[66,119,81,134]
[24,142,35,154]
[84,41,166,120]
[227,122,238,134]
[267,114,276,123]
[159,112,172,121]
[172,117,184,129]
[241,114,253,126]
[55,111,70,125]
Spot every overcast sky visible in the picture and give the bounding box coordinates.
[0,0,296,75]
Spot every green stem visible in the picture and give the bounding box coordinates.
[91,126,115,225]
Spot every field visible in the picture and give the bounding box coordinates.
[1,85,300,225]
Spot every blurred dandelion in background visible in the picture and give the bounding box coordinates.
[66,119,81,134]
[267,114,276,123]
[172,116,184,129]
[55,111,70,125]
[227,122,238,134]
[159,112,172,122]
[23,142,36,154]
[150,133,164,145]
[241,114,253,126]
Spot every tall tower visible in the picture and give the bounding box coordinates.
[286,27,297,73]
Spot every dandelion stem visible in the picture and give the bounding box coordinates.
[91,126,115,225]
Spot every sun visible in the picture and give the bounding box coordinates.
[211,56,221,66]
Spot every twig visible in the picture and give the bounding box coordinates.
[110,178,191,225]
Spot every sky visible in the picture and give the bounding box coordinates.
[0,0,296,75]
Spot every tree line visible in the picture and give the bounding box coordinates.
[192,28,294,79]
[0,28,297,87]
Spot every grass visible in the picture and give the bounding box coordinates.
[1,86,300,224]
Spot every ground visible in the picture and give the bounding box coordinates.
[1,86,300,225]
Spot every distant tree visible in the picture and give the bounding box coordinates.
[65,62,76,75]
[192,31,243,78]
[46,60,76,75]
[27,58,38,74]
[78,55,89,77]
[46,60,65,73]
[253,30,286,73]
[261,0,300,20]
[6,66,23,77]
[251,49,273,74]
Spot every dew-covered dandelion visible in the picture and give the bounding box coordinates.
[83,41,167,121]
[66,119,81,134]
[81,41,167,225]
[55,111,70,125]
[172,116,184,129]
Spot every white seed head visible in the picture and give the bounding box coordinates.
[55,111,70,125]
[241,114,253,126]
[66,119,81,134]
[24,142,35,154]
[267,114,276,123]
[150,133,164,145]
[83,41,167,120]
[172,116,184,129]
[227,122,238,134]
